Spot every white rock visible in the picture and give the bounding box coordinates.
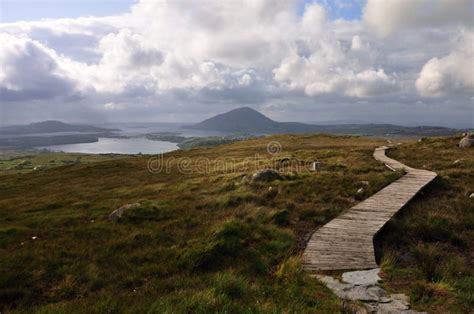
[31,236,37,240]
[459,134,474,148]
[108,203,141,221]
[317,274,388,302]
[470,193,474,198]
[357,188,364,194]
[342,268,381,285]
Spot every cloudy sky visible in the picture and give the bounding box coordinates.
[0,0,473,127]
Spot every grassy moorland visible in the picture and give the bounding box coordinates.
[376,136,473,313]
[0,134,403,313]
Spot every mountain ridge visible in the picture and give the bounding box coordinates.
[187,107,462,136]
[0,120,118,135]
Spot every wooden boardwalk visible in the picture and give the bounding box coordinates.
[302,146,437,271]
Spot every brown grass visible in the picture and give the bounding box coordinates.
[0,134,397,312]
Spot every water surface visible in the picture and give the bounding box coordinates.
[39,137,178,154]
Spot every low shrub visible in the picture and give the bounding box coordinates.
[273,209,290,226]
[411,242,444,282]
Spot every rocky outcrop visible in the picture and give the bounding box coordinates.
[251,169,282,182]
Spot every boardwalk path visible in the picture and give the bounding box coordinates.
[302,146,437,271]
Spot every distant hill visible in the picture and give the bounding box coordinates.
[0,121,118,135]
[186,107,462,137]
[187,107,280,133]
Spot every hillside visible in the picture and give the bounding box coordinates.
[186,107,279,133]
[187,107,462,137]
[0,135,471,313]
[0,121,118,135]
[1,134,393,312]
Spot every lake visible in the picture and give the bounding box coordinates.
[39,137,179,155]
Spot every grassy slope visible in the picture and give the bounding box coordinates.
[376,136,473,313]
[0,134,401,313]
[0,151,132,176]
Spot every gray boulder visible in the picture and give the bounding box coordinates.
[108,203,140,221]
[251,169,282,182]
[459,134,474,148]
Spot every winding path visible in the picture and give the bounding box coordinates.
[302,146,437,271]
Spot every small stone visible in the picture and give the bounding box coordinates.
[453,159,463,164]
[470,193,474,198]
[357,188,364,194]
[109,203,141,221]
[31,236,37,240]
[268,186,273,192]
[342,268,381,286]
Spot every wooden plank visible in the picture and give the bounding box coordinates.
[302,146,437,272]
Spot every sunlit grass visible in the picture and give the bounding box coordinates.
[1,134,406,312]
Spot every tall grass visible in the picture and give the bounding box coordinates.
[1,134,395,312]
[376,136,473,313]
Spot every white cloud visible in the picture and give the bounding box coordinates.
[127,0,297,70]
[103,102,126,110]
[364,0,474,36]
[416,32,474,97]
[238,73,253,86]
[85,29,164,93]
[346,69,397,97]
[151,57,225,90]
[273,6,397,98]
[351,35,364,51]
[0,33,78,101]
[301,3,326,36]
[0,0,472,126]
